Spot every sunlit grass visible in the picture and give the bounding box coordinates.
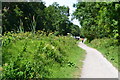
[86,38,119,71]
[2,32,86,78]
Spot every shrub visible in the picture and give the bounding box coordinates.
[2,32,81,79]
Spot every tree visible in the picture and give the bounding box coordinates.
[44,2,70,35]
[73,2,120,43]
[2,2,46,33]
[2,2,81,37]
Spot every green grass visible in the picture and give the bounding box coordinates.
[2,31,86,79]
[49,46,85,78]
[85,38,119,71]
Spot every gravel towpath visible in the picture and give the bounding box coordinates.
[78,42,118,78]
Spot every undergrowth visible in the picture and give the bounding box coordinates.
[1,31,85,79]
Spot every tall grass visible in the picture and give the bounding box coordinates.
[1,31,85,79]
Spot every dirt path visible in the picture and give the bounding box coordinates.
[78,42,118,78]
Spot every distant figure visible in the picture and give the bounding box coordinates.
[81,38,84,43]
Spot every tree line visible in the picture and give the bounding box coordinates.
[2,2,80,36]
[73,2,120,43]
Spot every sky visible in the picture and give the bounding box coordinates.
[41,0,81,27]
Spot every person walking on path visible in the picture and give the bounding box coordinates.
[81,38,84,43]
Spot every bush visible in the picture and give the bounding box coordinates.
[2,31,84,79]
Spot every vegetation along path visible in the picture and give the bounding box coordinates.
[78,42,118,78]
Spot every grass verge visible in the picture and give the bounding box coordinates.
[85,38,119,71]
[49,45,86,78]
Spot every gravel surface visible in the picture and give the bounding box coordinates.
[78,42,118,78]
